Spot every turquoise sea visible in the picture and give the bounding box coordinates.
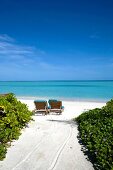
[0,81,113,102]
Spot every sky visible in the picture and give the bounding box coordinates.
[0,0,113,80]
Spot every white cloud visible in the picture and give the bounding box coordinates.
[0,34,74,72]
[0,34,15,42]
[0,34,44,67]
[1,34,100,80]
[0,34,73,79]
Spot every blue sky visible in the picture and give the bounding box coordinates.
[0,0,113,80]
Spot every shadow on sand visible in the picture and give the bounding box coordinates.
[47,118,78,127]
[76,124,101,170]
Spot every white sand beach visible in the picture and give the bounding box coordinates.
[0,99,106,170]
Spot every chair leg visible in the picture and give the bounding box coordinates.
[59,110,62,115]
[45,110,48,115]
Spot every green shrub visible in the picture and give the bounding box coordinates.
[75,99,113,170]
[0,93,33,160]
[0,144,7,160]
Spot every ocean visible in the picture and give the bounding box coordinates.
[0,81,113,102]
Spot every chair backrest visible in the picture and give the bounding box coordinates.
[34,100,47,110]
[50,101,62,109]
[48,99,57,104]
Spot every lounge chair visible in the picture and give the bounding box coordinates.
[34,100,49,115]
[48,100,64,114]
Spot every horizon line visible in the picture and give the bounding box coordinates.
[0,80,113,82]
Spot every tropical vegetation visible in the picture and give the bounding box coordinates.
[75,99,113,170]
[0,93,33,160]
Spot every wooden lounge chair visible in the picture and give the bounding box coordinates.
[34,100,49,115]
[48,100,64,114]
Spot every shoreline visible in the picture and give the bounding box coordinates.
[18,98,106,118]
[17,96,108,103]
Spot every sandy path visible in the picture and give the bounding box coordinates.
[0,100,105,170]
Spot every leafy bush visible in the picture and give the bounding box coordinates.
[0,93,33,160]
[0,144,7,160]
[75,99,113,170]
